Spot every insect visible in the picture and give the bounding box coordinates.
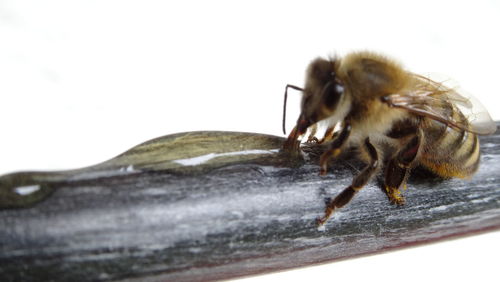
[282,51,496,226]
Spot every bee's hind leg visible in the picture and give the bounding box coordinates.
[383,132,421,205]
[317,137,379,226]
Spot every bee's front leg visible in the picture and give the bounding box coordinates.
[318,126,337,144]
[283,126,302,153]
[319,122,351,175]
[307,125,337,144]
[305,124,319,143]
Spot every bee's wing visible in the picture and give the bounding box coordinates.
[383,74,496,135]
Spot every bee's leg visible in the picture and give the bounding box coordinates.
[317,137,379,226]
[307,125,338,144]
[384,132,421,205]
[319,122,351,175]
[315,126,336,144]
[283,126,302,152]
[306,124,319,143]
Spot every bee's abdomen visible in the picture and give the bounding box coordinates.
[420,119,480,178]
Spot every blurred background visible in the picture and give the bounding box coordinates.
[1,1,499,281]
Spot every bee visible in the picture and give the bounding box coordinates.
[282,51,496,226]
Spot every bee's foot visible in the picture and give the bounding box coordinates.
[316,205,335,227]
[385,186,406,206]
[282,140,301,155]
[390,196,406,206]
[319,162,328,175]
[316,216,327,227]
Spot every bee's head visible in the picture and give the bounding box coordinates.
[296,57,346,134]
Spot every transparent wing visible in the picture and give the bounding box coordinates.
[383,73,496,135]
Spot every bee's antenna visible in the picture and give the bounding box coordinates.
[282,84,304,135]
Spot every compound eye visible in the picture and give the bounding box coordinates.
[322,81,344,109]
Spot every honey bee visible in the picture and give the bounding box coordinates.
[282,51,496,226]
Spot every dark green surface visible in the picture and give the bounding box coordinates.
[0,128,499,282]
[0,131,289,209]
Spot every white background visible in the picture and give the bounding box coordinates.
[1,1,499,281]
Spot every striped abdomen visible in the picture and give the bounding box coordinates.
[419,112,480,178]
